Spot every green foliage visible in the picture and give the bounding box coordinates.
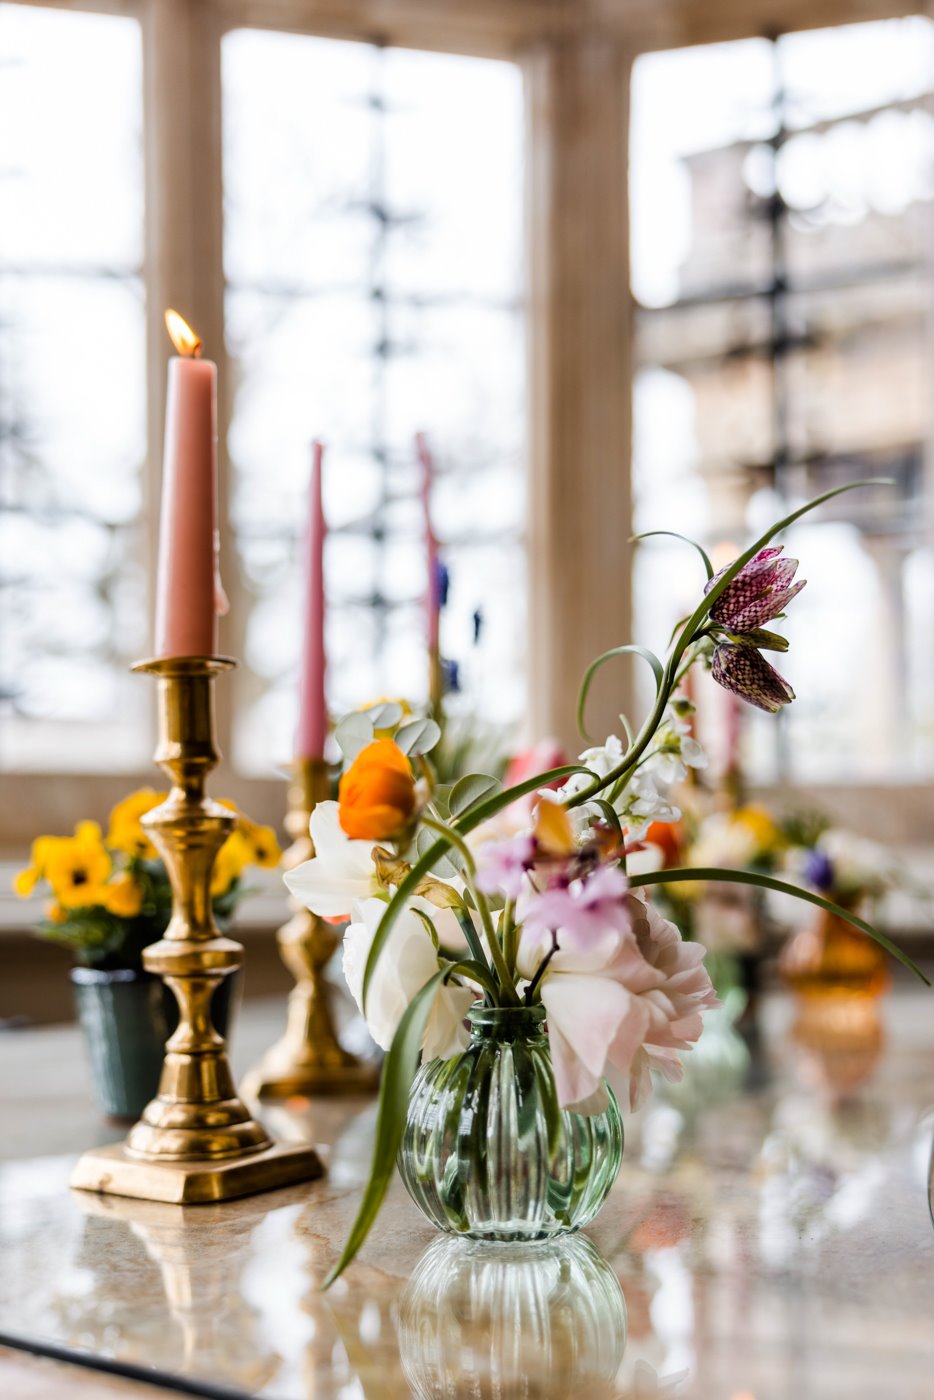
[324,970,447,1287]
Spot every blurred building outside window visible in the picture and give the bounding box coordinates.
[631,16,934,785]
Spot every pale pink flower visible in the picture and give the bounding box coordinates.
[521,864,630,951]
[474,834,535,900]
[518,893,717,1112]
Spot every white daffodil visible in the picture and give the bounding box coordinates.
[283,800,380,919]
[343,897,476,1060]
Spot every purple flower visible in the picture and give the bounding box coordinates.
[475,835,535,900]
[804,849,835,892]
[711,643,795,713]
[705,546,805,633]
[522,864,630,952]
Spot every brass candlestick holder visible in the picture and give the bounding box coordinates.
[70,656,324,1203]
[244,758,378,1099]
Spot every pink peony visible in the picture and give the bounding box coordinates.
[518,892,718,1112]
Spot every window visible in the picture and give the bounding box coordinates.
[0,2,146,774]
[0,7,527,799]
[631,17,934,783]
[222,31,526,774]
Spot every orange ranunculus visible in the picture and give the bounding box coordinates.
[338,739,417,842]
[645,820,683,869]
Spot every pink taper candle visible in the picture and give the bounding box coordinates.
[295,440,328,759]
[416,431,440,656]
[154,310,221,657]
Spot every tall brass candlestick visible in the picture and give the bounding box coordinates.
[245,758,378,1099]
[70,656,324,1203]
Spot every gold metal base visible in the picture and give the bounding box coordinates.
[245,757,379,1101]
[70,656,327,1205]
[70,1138,324,1205]
[245,1038,379,1101]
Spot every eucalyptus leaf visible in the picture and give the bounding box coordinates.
[432,784,452,819]
[416,825,462,880]
[630,866,929,985]
[364,701,404,729]
[449,772,503,818]
[395,717,442,757]
[323,970,446,1287]
[334,712,374,762]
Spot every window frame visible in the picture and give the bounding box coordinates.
[1,0,928,853]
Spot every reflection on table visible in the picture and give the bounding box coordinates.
[0,991,932,1398]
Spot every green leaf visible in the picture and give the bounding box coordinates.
[441,958,500,1001]
[334,712,374,762]
[364,701,404,729]
[630,866,930,985]
[631,529,714,580]
[323,970,446,1287]
[591,799,623,836]
[449,772,503,819]
[395,717,442,757]
[577,646,665,742]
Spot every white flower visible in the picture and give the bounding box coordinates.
[558,736,625,803]
[283,801,379,919]
[343,897,476,1060]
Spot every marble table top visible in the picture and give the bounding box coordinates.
[1,991,933,1399]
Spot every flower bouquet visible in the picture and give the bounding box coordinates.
[285,482,926,1283]
[14,789,280,1117]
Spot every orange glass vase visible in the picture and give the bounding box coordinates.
[781,906,889,1003]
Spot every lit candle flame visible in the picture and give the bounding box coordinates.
[164,308,203,358]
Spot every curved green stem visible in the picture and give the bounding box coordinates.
[421,816,520,1004]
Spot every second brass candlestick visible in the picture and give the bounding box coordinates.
[245,758,378,1100]
[70,656,324,1203]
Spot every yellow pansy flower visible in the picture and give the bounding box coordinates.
[107,788,168,859]
[13,835,67,898]
[238,819,281,869]
[211,829,252,897]
[216,801,281,871]
[45,824,112,910]
[103,872,144,919]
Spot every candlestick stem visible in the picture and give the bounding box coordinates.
[244,758,378,1099]
[70,657,324,1203]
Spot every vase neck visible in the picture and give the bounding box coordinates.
[468,1004,546,1043]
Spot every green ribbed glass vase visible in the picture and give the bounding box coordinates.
[398,1004,624,1241]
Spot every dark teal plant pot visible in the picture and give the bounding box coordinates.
[71,967,240,1122]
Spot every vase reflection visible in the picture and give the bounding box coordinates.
[398,1234,627,1399]
[790,995,885,1100]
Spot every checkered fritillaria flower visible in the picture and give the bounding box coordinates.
[705,545,805,632]
[711,642,796,713]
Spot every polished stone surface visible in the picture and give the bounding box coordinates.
[1,992,933,1398]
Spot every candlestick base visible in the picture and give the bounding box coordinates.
[69,1138,324,1205]
[244,758,378,1102]
[70,657,325,1204]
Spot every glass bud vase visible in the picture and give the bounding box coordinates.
[398,1004,624,1241]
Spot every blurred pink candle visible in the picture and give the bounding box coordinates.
[154,310,220,657]
[416,431,440,656]
[296,440,328,759]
